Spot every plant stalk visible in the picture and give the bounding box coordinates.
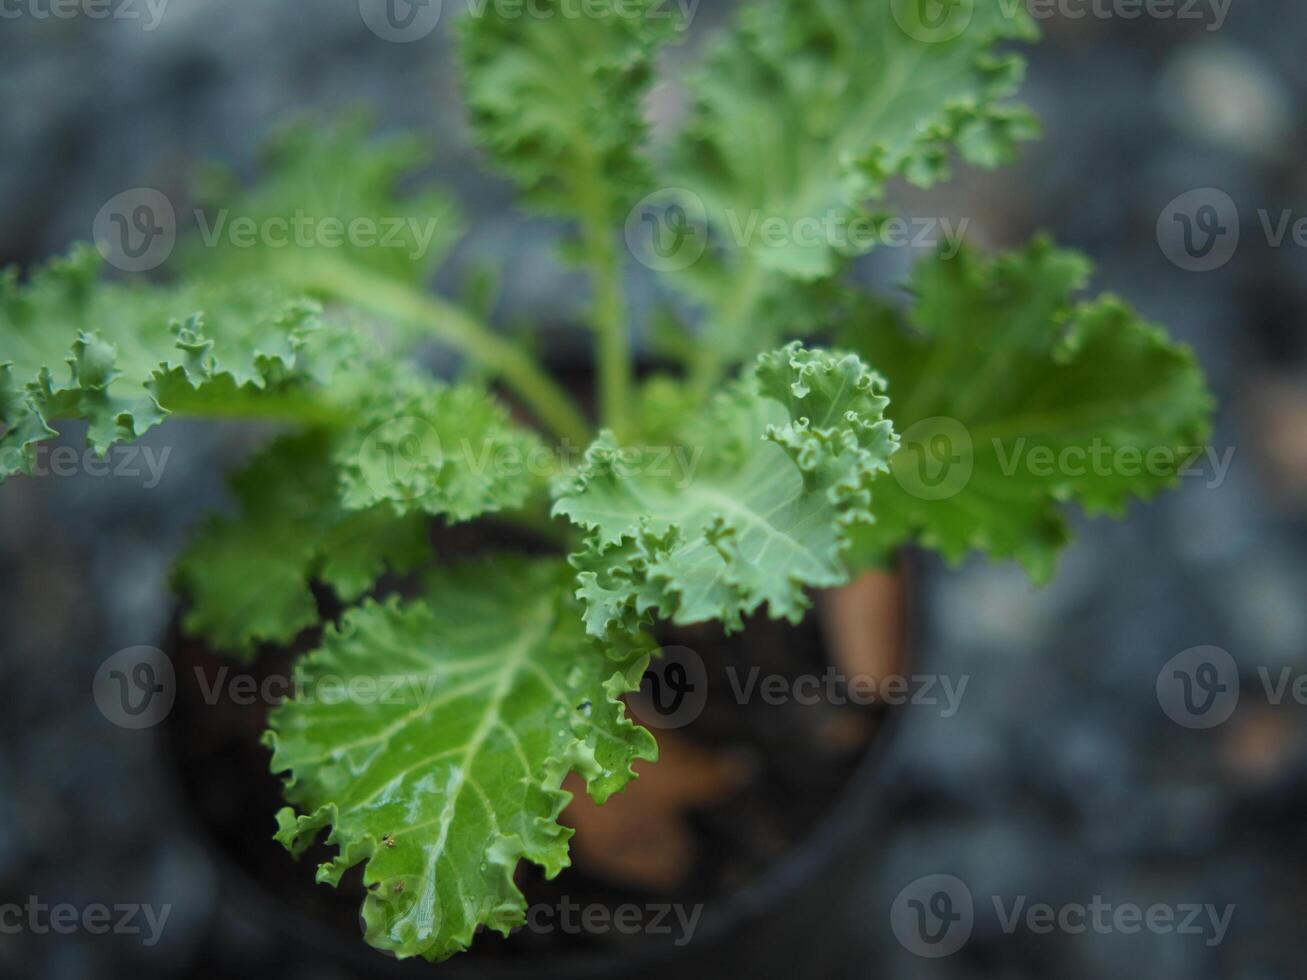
[289,259,591,447]
[575,167,632,440]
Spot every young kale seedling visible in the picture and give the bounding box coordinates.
[0,0,1211,961]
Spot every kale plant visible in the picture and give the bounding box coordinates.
[0,0,1211,961]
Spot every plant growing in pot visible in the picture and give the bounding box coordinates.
[0,0,1212,969]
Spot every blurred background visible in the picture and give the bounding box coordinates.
[2,0,1305,977]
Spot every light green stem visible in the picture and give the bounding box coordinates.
[688,256,765,400]
[574,165,632,440]
[589,232,632,440]
[287,259,591,447]
[157,388,350,427]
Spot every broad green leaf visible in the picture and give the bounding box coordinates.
[174,374,546,655]
[0,247,327,480]
[265,558,656,961]
[553,343,899,638]
[334,382,549,519]
[173,431,431,657]
[180,113,463,290]
[458,0,682,225]
[663,0,1037,360]
[840,239,1215,581]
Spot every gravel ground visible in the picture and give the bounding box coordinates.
[1,1,1304,977]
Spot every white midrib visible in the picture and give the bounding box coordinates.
[691,484,808,556]
[420,598,557,885]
